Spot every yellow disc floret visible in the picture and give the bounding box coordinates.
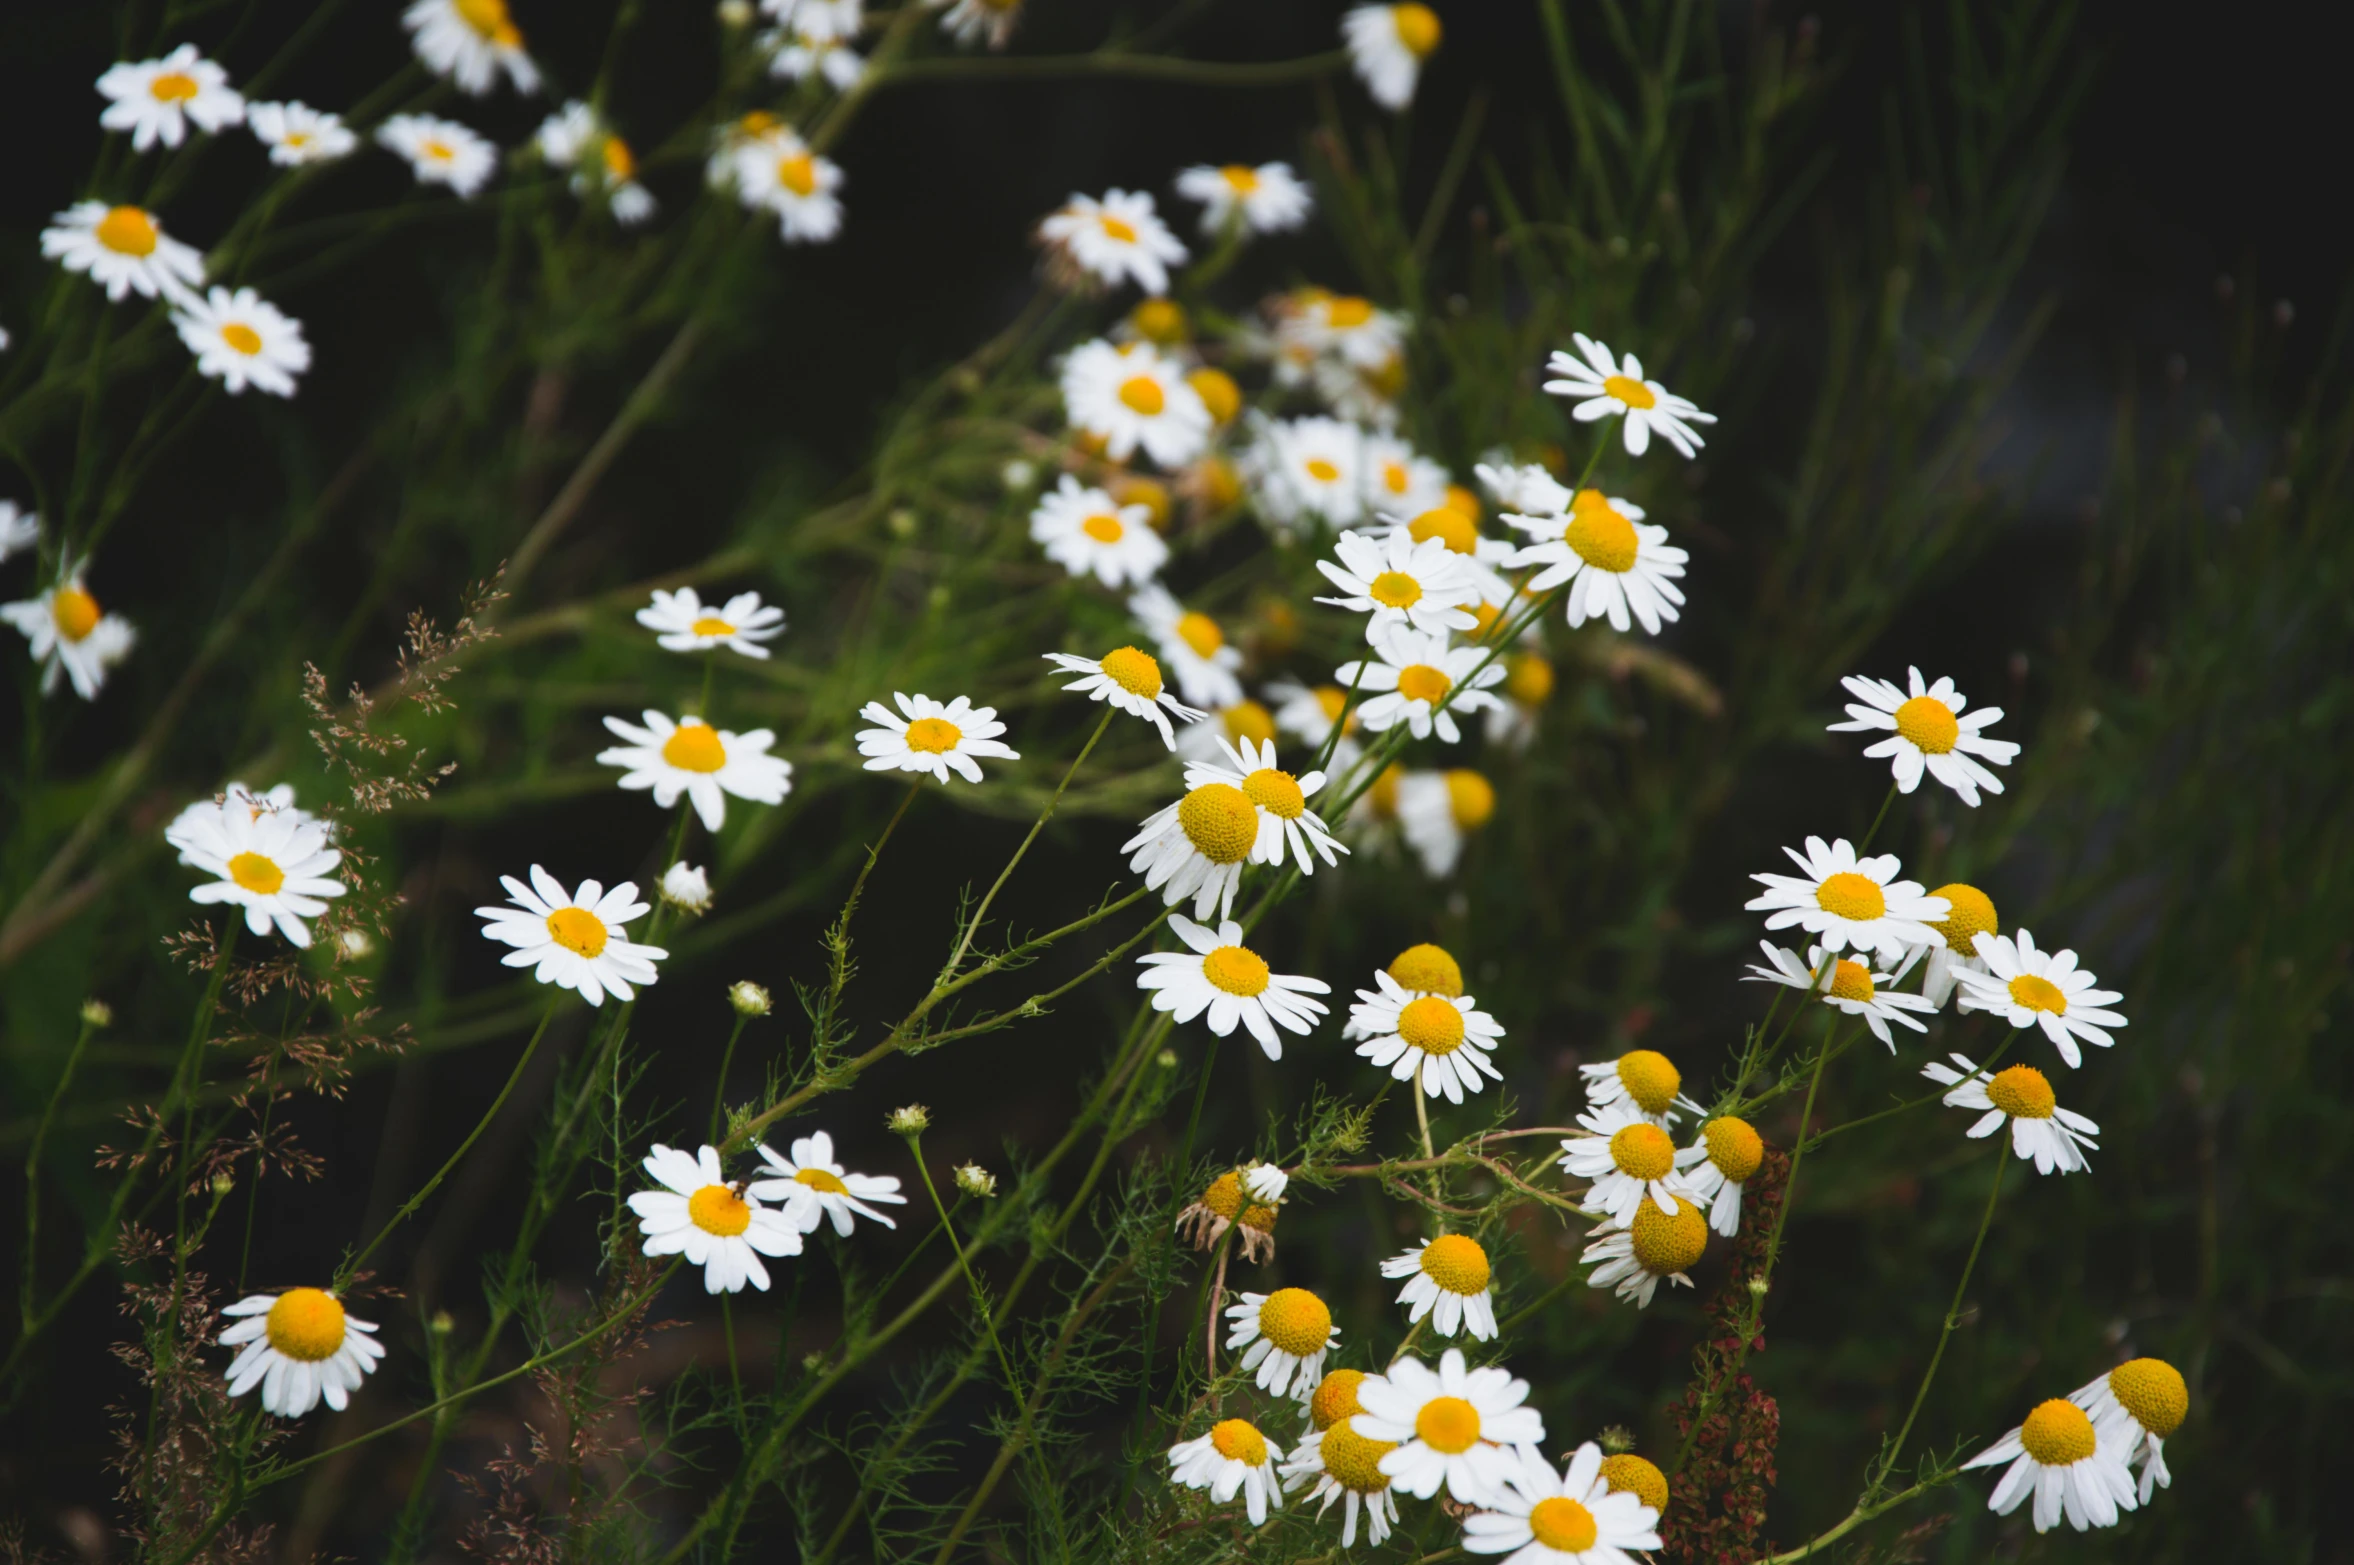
[1117,374,1166,416]
[1927,883,1998,957]
[1414,1395,1481,1454]
[1506,652,1555,707]
[690,615,737,636]
[1311,1368,1369,1430]
[96,206,159,257]
[1702,1117,1764,1183]
[220,322,263,356]
[51,586,103,642]
[1099,213,1138,244]
[1081,512,1126,542]
[1602,373,1657,409]
[1256,1287,1332,1356]
[1221,700,1277,745]
[2018,1398,2098,1466]
[1614,1049,1681,1116]
[1409,507,1477,554]
[662,722,728,773]
[1815,872,1887,922]
[1208,1417,1269,1467]
[1187,367,1241,425]
[1116,476,1172,531]
[1098,645,1162,699]
[1629,1196,1708,1274]
[1368,570,1425,609]
[688,1183,753,1236]
[1391,2,1442,57]
[1200,1171,1245,1220]
[1609,1122,1676,1181]
[1396,663,1452,705]
[1319,1423,1397,1493]
[1388,943,1463,997]
[1445,770,1496,829]
[1396,996,1467,1056]
[777,153,819,197]
[1130,297,1186,344]
[794,1167,850,1195]
[2009,974,2068,1014]
[1599,1452,1670,1513]
[1326,296,1375,329]
[2107,1358,2188,1437]
[1202,944,1272,997]
[1828,959,1875,1003]
[544,906,609,958]
[1894,695,1961,754]
[903,717,962,754]
[1528,1496,1599,1553]
[1179,783,1260,864]
[150,72,200,101]
[1419,1233,1491,1296]
[227,852,285,896]
[455,0,524,46]
[1176,610,1224,658]
[1986,1064,2057,1120]
[265,1289,347,1361]
[1565,503,1639,573]
[1242,768,1306,820]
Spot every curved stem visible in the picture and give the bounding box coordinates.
[1870,1149,2008,1494]
[939,707,1112,985]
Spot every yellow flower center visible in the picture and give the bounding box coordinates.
[1098,645,1162,698]
[421,139,455,164]
[2009,974,2068,1014]
[1242,768,1305,820]
[1397,995,1466,1055]
[1201,944,1272,997]
[226,852,285,896]
[455,0,523,46]
[1367,570,1425,610]
[1986,1064,2057,1120]
[1395,663,1452,706]
[1200,1170,1244,1220]
[1310,1368,1368,1430]
[219,322,264,356]
[661,722,728,773]
[1178,782,1259,864]
[1609,1122,1676,1181]
[1256,1287,1332,1356]
[794,1167,850,1195]
[1565,503,1639,572]
[51,586,103,643]
[603,136,637,182]
[1893,695,1961,754]
[1702,1116,1764,1183]
[150,72,200,102]
[1629,1196,1709,1274]
[1115,474,1171,526]
[1117,374,1166,416]
[2108,1358,2188,1437]
[1615,1049,1681,1115]
[1326,296,1375,328]
[777,152,819,196]
[690,615,737,636]
[1602,373,1657,409]
[1304,456,1342,484]
[264,1288,347,1362]
[284,131,312,147]
[1388,943,1463,997]
[95,206,158,257]
[1175,610,1224,658]
[1528,1496,1599,1553]
[1239,1198,1278,1232]
[1408,507,1477,554]
[903,717,962,754]
[1814,871,1887,922]
[1599,1452,1669,1513]
[1827,959,1875,1003]
[1381,459,1412,495]
[1130,297,1187,343]
[1927,882,1998,957]
[1366,352,1408,398]
[1219,163,1260,193]
[687,1183,753,1237]
[738,110,781,137]
[1209,1417,1269,1467]
[1419,1232,1490,1295]
[1313,685,1351,723]
[1222,700,1277,745]
[1186,367,1241,424]
[544,906,609,958]
[1080,512,1127,545]
[1098,213,1138,243]
[1446,769,1495,829]
[1415,1395,1481,1454]
[1319,1423,1396,1493]
[1506,653,1555,708]
[1443,483,1480,518]
[1367,763,1403,820]
[2019,1398,2098,1466]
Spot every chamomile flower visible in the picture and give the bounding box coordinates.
[475,866,667,1006]
[1179,736,1346,875]
[1398,767,1497,878]
[1921,1053,2100,1175]
[1461,1442,1663,1565]
[1038,189,1187,296]
[1961,1397,2139,1533]
[1910,881,1999,1007]
[40,202,206,302]
[707,110,795,193]
[1578,1049,1694,1128]
[763,0,862,39]
[1360,434,1453,518]
[1030,476,1166,587]
[378,114,498,196]
[1169,1419,1285,1525]
[1135,915,1330,1057]
[1125,777,1255,920]
[172,287,309,397]
[1282,1370,1400,1547]
[1368,504,1518,604]
[1176,1169,1280,1262]
[0,503,37,563]
[1281,293,1409,376]
[628,1143,803,1293]
[636,587,786,658]
[749,1131,906,1234]
[219,1289,383,1418]
[2068,1359,2188,1504]
[659,860,713,914]
[165,782,317,862]
[404,0,540,95]
[1674,1116,1765,1237]
[1336,624,1506,744]
[1256,415,1366,531]
[1744,942,1936,1049]
[97,46,244,152]
[1829,668,2020,806]
[1225,1287,1337,1397]
[1316,530,1480,638]
[535,102,655,223]
[597,712,795,832]
[1176,697,1279,763]
[1129,584,1244,709]
[1352,1347,1544,1504]
[1950,929,2128,1068]
[1060,339,1212,467]
[1505,491,1687,636]
[179,805,345,947]
[1267,679,1363,773]
[937,0,1025,49]
[854,693,1019,785]
[733,133,844,242]
[1559,1104,1701,1224]
[1542,335,1717,459]
[1343,3,1443,111]
[1581,1195,1707,1307]
[1383,1234,1498,1339]
[3,573,137,698]
[1045,647,1201,748]
[246,101,355,165]
[1240,1163,1289,1205]
[1746,836,1951,961]
[1351,970,1504,1104]
[768,29,865,88]
[1597,1452,1670,1516]
[1174,161,1313,236]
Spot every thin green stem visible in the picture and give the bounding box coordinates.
[708,1014,752,1143]
[1870,1149,2008,1495]
[19,1013,98,1330]
[939,707,1112,985]
[906,1133,1025,1403]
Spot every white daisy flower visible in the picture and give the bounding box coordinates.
[1342,3,1442,111]
[1122,777,1256,921]
[1168,1418,1285,1525]
[1558,1103,1702,1224]
[1173,161,1313,237]
[179,804,344,947]
[1037,189,1187,296]
[636,586,786,658]
[1316,529,1480,638]
[1128,584,1244,709]
[597,712,793,831]
[1476,458,1574,517]
[1743,941,1936,1049]
[1367,499,1519,597]
[1541,334,1717,459]
[767,29,865,88]
[246,101,355,165]
[1351,970,1503,1104]
[403,0,540,95]
[1239,1163,1289,1205]
[1909,881,1999,1007]
[1382,1234,1498,1339]
[1359,434,1452,518]
[5,570,137,699]
[706,110,796,193]
[854,692,1019,785]
[378,114,498,196]
[628,1142,803,1293]
[1044,647,1201,749]
[1580,1195,1708,1307]
[165,782,318,863]
[1029,475,1166,588]
[1961,1396,2140,1533]
[1254,415,1366,531]
[1397,767,1497,878]
[1224,1287,1337,1397]
[2068,1358,2188,1505]
[936,0,1025,49]
[1352,1347,1545,1505]
[1577,1048,1694,1129]
[0,502,38,564]
[1745,836,1951,961]
[1060,339,1211,467]
[1134,914,1330,1058]
[97,46,244,152]
[748,1130,906,1235]
[1505,491,1687,635]
[1282,1387,1400,1546]
[1921,1052,2099,1175]
[535,102,656,224]
[1673,1115,1765,1238]
[40,202,206,303]
[1461,1442,1664,1565]
[171,287,310,397]
[475,866,668,1006]
[1950,928,2128,1069]
[1175,1168,1281,1262]
[659,860,713,914]
[762,0,862,40]
[219,1289,383,1418]
[1278,292,1409,378]
[1829,667,2021,806]
[1266,679,1363,773]
[732,130,845,242]
[1336,624,1506,744]
[1179,735,1346,875]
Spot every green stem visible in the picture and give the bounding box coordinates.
[18,1013,97,1331]
[939,706,1112,985]
[1870,1149,2008,1494]
[1856,781,1900,854]
[708,1014,752,1143]
[907,1133,1025,1403]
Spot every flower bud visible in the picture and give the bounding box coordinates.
[662,861,713,915]
[716,0,754,26]
[209,1171,234,1199]
[728,981,772,1017]
[338,928,377,960]
[1154,1047,1178,1069]
[953,1162,997,1199]
[429,1309,455,1335]
[887,1104,931,1136]
[80,998,113,1029]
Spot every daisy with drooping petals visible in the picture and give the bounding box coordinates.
[854,693,1019,785]
[1559,1104,1702,1224]
[1060,339,1211,467]
[1542,335,1717,459]
[629,1143,803,1293]
[597,712,794,831]
[1506,490,1687,635]
[1746,836,1950,961]
[4,572,137,699]
[180,806,345,947]
[1353,1347,1544,1504]
[1038,189,1187,296]
[1129,584,1244,709]
[536,102,656,224]
[1169,1418,1286,1524]
[732,132,845,242]
[1254,415,1366,532]
[1225,1288,1337,1397]
[768,29,865,89]
[1239,1163,1288,1205]
[219,1289,383,1418]
[1337,624,1506,744]
[1922,1053,2099,1175]
[1351,970,1504,1104]
[1176,1169,1279,1261]
[1282,1369,1400,1547]
[749,1131,905,1235]
[1461,1442,1663,1565]
[1174,161,1313,236]
[1903,881,1998,1007]
[1744,941,1936,1049]
[1123,781,1262,921]
[1962,1396,2139,1533]
[1179,736,1346,875]
[1045,647,1201,748]
[1951,929,2128,1068]
[404,0,540,95]
[1316,530,1480,638]
[1030,476,1166,587]
[2069,1358,2187,1504]
[475,867,667,1005]
[378,114,498,196]
[1675,1116,1765,1237]
[636,587,786,658]
[937,0,1026,49]
[98,46,244,151]
[1578,1048,1693,1128]
[1135,915,1329,1058]
[247,101,355,164]
[1582,1195,1707,1308]
[40,203,206,302]
[172,287,310,397]
[1830,667,2020,806]
[1360,434,1452,518]
[1383,1234,1498,1339]
[1342,3,1442,111]
[1398,767,1496,878]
